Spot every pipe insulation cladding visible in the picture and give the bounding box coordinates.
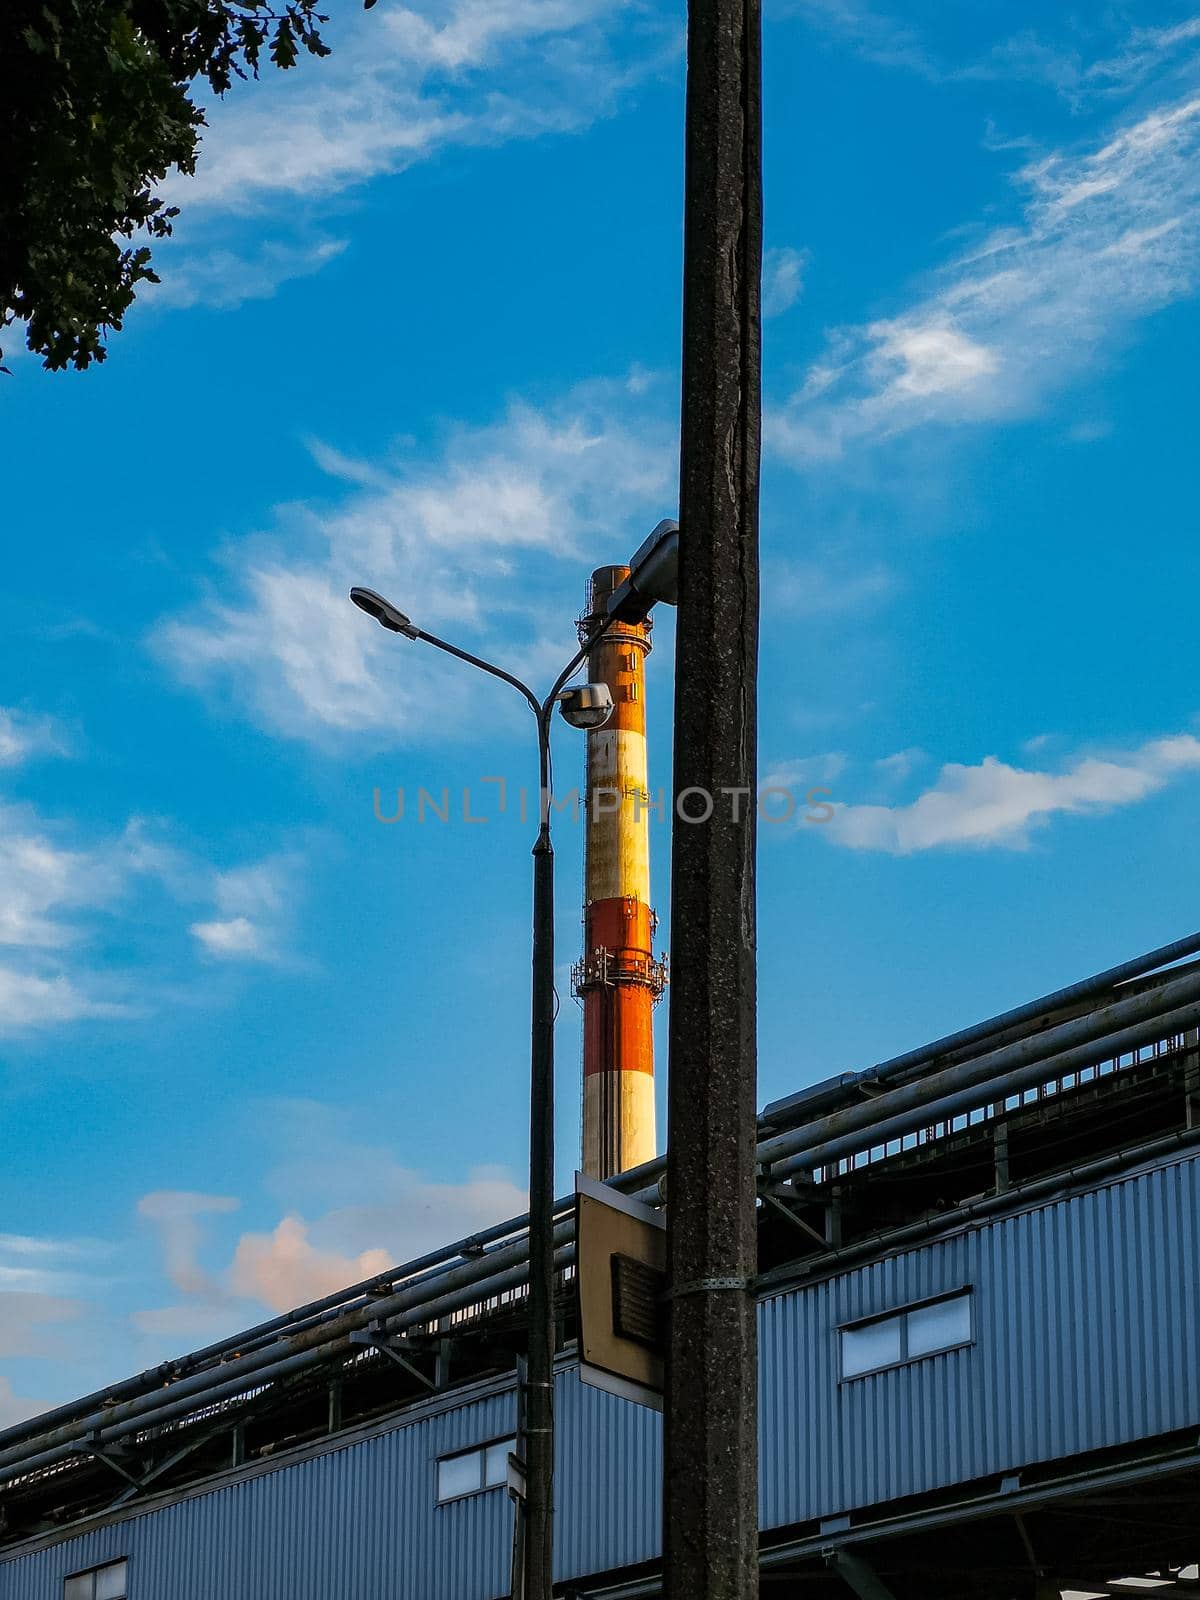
[576,566,667,1181]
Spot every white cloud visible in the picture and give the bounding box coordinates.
[138,0,676,307]
[784,6,1200,108]
[768,90,1200,458]
[150,236,349,311]
[763,246,808,317]
[0,790,302,1028]
[189,854,298,963]
[0,805,123,950]
[1083,17,1200,99]
[0,708,67,767]
[0,1233,87,1258]
[166,0,668,214]
[874,747,925,782]
[780,0,936,78]
[0,968,129,1032]
[761,752,846,792]
[822,732,1200,853]
[154,378,676,743]
[229,1217,393,1312]
[190,916,263,958]
[135,1107,527,1323]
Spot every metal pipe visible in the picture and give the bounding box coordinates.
[612,945,1200,1205]
[757,964,1200,1172]
[0,1218,576,1481]
[846,929,1200,1084]
[0,1205,570,1454]
[769,1000,1200,1182]
[762,930,1200,1125]
[344,593,611,1600]
[526,706,557,1600]
[758,1127,1200,1291]
[613,983,1200,1209]
[9,945,1197,1482]
[0,1238,578,1491]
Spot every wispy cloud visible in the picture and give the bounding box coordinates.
[190,854,299,964]
[154,375,677,743]
[0,969,130,1032]
[137,1191,241,1299]
[0,781,306,1030]
[820,731,1200,853]
[779,0,936,78]
[0,1230,91,1420]
[141,0,674,308]
[785,5,1200,108]
[150,236,349,311]
[173,0,672,213]
[768,90,1200,459]
[0,805,124,950]
[763,246,808,317]
[0,707,68,768]
[1075,16,1200,102]
[135,1103,526,1327]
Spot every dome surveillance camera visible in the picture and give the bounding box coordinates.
[557,683,614,730]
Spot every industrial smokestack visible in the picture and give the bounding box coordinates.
[573,565,667,1180]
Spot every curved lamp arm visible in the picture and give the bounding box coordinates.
[409,626,542,723]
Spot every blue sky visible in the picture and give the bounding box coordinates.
[3,0,1200,1421]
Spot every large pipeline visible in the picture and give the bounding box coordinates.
[764,926,1200,1119]
[757,1126,1200,1292]
[768,999,1199,1182]
[0,1202,582,1457]
[756,963,1200,1174]
[0,1237,579,1491]
[0,1221,576,1485]
[613,934,1200,1202]
[5,934,1198,1485]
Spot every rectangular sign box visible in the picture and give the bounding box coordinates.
[575,1171,667,1411]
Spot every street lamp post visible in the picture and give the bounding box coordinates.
[347,587,614,1600]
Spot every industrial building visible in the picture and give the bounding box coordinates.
[1,930,1199,1599]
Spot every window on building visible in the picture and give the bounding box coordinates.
[436,1436,515,1502]
[64,1559,128,1600]
[841,1290,972,1379]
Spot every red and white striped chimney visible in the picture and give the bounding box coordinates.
[573,565,666,1180]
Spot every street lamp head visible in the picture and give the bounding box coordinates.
[557,683,614,730]
[606,519,680,623]
[349,587,420,639]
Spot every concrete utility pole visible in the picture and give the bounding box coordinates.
[663,0,762,1595]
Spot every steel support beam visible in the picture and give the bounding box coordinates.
[664,0,761,1595]
[825,1551,899,1600]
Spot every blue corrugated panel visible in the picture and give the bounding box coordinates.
[758,1151,1200,1527]
[4,1154,1198,1598]
[555,1371,662,1579]
[0,1387,517,1600]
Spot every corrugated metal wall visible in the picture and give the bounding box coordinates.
[4,1154,1198,1598]
[555,1371,661,1579]
[0,1388,517,1600]
[759,1149,1200,1527]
